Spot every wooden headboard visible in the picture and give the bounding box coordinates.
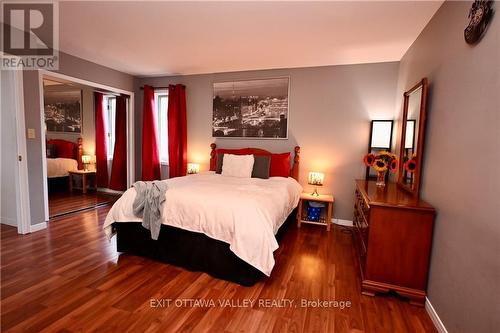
[209,143,300,181]
[76,138,83,170]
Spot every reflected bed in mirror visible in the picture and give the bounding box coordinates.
[398,78,428,197]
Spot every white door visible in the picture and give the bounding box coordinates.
[0,70,31,233]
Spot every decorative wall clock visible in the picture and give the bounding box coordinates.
[464,0,494,44]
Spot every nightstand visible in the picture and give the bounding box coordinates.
[69,170,97,194]
[297,193,334,231]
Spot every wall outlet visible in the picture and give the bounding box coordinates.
[27,128,36,139]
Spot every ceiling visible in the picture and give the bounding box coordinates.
[59,1,443,77]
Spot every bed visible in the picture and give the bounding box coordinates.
[104,144,302,286]
[46,138,83,192]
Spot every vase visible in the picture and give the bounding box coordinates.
[376,170,387,187]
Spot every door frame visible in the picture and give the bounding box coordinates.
[38,70,135,222]
[1,68,32,234]
[14,70,32,234]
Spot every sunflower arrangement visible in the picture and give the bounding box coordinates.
[363,151,399,173]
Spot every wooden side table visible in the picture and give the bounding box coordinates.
[68,170,97,194]
[297,193,334,231]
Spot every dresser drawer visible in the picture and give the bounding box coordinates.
[353,188,372,278]
[355,189,370,224]
[352,219,366,275]
[353,208,368,254]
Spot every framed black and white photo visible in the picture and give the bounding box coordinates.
[44,89,82,133]
[212,77,289,139]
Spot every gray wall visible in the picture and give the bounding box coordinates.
[23,51,134,225]
[54,52,134,91]
[135,62,400,220]
[396,1,500,332]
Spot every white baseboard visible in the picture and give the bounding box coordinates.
[331,218,353,227]
[0,217,17,227]
[425,297,448,333]
[30,222,47,233]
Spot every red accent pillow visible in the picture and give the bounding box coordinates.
[269,152,291,178]
[48,139,75,159]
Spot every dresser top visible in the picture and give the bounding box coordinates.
[355,180,435,211]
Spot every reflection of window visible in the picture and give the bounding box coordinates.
[103,95,116,159]
[405,120,416,149]
[154,91,169,164]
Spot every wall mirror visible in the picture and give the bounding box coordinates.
[398,78,428,196]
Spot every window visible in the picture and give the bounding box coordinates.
[103,92,167,162]
[103,95,116,159]
[154,90,169,164]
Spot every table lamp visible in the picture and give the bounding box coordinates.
[187,163,200,174]
[82,155,91,171]
[308,172,324,196]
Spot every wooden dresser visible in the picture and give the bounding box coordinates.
[352,180,435,306]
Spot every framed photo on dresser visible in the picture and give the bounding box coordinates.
[212,77,289,139]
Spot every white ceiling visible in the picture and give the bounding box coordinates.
[59,1,443,77]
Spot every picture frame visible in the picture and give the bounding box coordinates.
[44,88,83,133]
[212,77,290,139]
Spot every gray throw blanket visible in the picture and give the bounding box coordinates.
[132,181,168,240]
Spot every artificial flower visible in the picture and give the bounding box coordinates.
[378,151,397,159]
[405,158,417,173]
[372,158,388,172]
[363,151,399,175]
[363,153,376,166]
[389,159,399,172]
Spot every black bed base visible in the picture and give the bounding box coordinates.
[114,209,295,286]
[48,176,69,193]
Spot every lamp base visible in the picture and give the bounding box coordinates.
[311,187,320,196]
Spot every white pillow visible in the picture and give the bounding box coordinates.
[221,154,255,178]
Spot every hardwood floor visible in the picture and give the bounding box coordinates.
[48,191,118,218]
[0,205,437,333]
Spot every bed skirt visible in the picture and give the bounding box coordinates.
[114,209,295,286]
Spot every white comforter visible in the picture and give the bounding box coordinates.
[46,158,78,178]
[103,172,302,276]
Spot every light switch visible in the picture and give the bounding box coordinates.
[27,128,36,139]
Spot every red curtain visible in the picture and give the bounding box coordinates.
[167,84,187,178]
[142,85,161,180]
[95,92,109,187]
[109,96,127,190]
